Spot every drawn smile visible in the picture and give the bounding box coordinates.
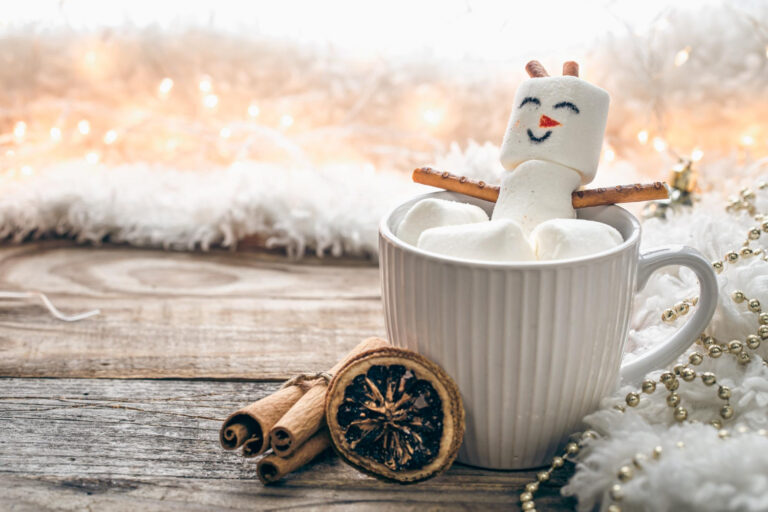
[527,129,552,143]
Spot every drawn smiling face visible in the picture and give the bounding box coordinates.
[500,76,610,185]
[517,96,579,144]
[517,96,581,144]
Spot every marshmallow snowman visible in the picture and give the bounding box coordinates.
[491,61,621,256]
[493,62,610,233]
[399,60,622,262]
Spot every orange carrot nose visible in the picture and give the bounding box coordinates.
[539,115,561,128]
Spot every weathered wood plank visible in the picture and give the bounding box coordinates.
[0,378,576,510]
[0,242,384,379]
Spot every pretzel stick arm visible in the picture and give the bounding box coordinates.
[571,183,668,208]
[412,168,500,202]
[412,168,668,208]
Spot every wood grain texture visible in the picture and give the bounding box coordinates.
[0,378,576,511]
[0,242,384,379]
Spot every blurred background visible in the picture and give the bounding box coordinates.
[1,0,766,257]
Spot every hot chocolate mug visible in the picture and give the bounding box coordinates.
[379,191,718,469]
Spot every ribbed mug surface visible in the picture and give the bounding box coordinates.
[379,192,640,469]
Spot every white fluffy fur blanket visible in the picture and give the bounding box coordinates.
[562,167,768,512]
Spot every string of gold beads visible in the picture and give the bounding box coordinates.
[731,290,761,312]
[695,290,767,366]
[725,187,759,215]
[518,431,597,512]
[662,297,698,323]
[712,191,767,273]
[604,445,664,512]
[624,342,736,424]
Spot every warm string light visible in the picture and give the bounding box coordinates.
[280,114,294,128]
[84,50,97,67]
[199,76,212,93]
[691,148,704,162]
[603,144,616,162]
[77,120,91,135]
[422,108,443,126]
[2,42,765,182]
[636,128,705,162]
[674,46,691,67]
[203,94,219,109]
[5,116,762,181]
[158,77,174,96]
[103,130,118,145]
[13,121,26,140]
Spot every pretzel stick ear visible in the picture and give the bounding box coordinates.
[525,60,549,78]
[563,61,579,77]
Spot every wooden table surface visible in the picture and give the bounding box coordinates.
[0,241,575,511]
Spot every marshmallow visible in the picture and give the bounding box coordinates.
[396,198,488,246]
[499,76,610,185]
[491,160,581,235]
[531,218,623,261]
[417,219,535,262]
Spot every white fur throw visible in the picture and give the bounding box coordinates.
[563,159,768,512]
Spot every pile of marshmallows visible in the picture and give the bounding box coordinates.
[397,66,624,263]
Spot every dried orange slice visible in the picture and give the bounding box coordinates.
[325,347,464,484]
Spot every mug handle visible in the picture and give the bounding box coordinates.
[619,246,718,385]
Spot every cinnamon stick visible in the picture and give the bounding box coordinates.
[269,337,389,458]
[412,167,668,208]
[219,384,308,457]
[257,429,331,484]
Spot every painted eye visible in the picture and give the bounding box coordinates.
[518,97,541,108]
[553,101,579,114]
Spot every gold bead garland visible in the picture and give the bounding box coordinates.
[694,288,768,368]
[712,189,768,274]
[518,434,596,512]
[519,180,768,510]
[725,184,768,216]
[662,297,698,323]
[619,357,734,425]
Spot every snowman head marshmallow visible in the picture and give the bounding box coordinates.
[499,60,610,185]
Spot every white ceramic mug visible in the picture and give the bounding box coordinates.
[379,191,718,469]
